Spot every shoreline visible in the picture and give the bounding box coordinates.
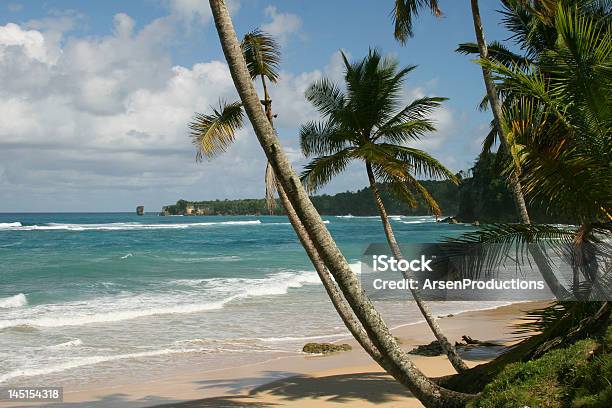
[3,301,549,408]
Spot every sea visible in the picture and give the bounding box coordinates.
[0,213,505,389]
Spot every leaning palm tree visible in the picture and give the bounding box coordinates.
[438,6,612,390]
[207,1,473,406]
[190,30,392,377]
[391,0,570,299]
[456,3,612,293]
[299,49,469,373]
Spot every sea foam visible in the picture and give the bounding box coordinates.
[0,220,261,231]
[0,222,22,229]
[0,347,213,383]
[0,294,27,309]
[0,270,322,330]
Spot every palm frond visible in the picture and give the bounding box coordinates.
[392,0,442,44]
[299,148,355,192]
[375,96,446,143]
[456,41,532,69]
[241,29,281,83]
[190,100,245,160]
[443,223,576,282]
[300,120,350,157]
[378,144,458,182]
[304,78,346,118]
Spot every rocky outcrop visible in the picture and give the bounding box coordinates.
[408,340,444,356]
[302,342,352,354]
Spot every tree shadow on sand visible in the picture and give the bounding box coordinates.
[193,371,299,395]
[248,371,412,404]
[151,371,412,407]
[152,395,277,407]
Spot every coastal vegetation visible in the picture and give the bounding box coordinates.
[200,0,610,407]
[161,180,457,216]
[163,152,566,222]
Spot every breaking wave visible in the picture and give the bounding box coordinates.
[0,294,27,309]
[0,270,321,330]
[0,220,262,231]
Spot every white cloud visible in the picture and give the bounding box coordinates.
[261,5,301,44]
[0,23,56,64]
[0,8,312,211]
[0,6,462,212]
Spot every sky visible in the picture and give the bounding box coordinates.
[0,0,515,212]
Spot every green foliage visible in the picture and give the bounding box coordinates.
[300,49,456,216]
[468,326,612,408]
[162,179,459,216]
[483,3,612,224]
[392,0,441,44]
[189,101,244,160]
[456,152,566,223]
[241,29,281,83]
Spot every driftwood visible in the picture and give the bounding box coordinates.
[409,336,503,357]
[456,336,502,348]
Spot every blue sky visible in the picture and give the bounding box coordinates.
[0,1,514,212]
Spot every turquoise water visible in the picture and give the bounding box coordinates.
[0,213,486,388]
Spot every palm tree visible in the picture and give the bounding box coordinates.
[207,0,473,406]
[299,49,469,373]
[457,3,612,291]
[391,0,570,299]
[439,6,611,388]
[391,0,530,223]
[190,30,388,369]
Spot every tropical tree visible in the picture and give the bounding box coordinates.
[190,30,388,371]
[391,0,530,223]
[206,0,473,406]
[454,3,612,296]
[299,49,469,373]
[190,30,280,213]
[391,0,570,298]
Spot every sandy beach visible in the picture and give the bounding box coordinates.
[3,301,547,408]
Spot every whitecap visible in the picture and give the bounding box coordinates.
[0,222,22,229]
[1,220,262,231]
[0,294,27,309]
[47,339,83,350]
[0,270,322,330]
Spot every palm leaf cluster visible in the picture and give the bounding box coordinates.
[241,29,281,83]
[189,30,282,214]
[300,49,456,216]
[450,1,612,302]
[392,0,442,44]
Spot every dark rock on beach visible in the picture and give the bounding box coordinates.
[408,340,444,356]
[302,342,352,354]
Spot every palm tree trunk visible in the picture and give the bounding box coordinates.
[208,1,473,405]
[262,72,386,368]
[276,184,391,369]
[365,162,469,373]
[261,75,274,124]
[469,0,570,300]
